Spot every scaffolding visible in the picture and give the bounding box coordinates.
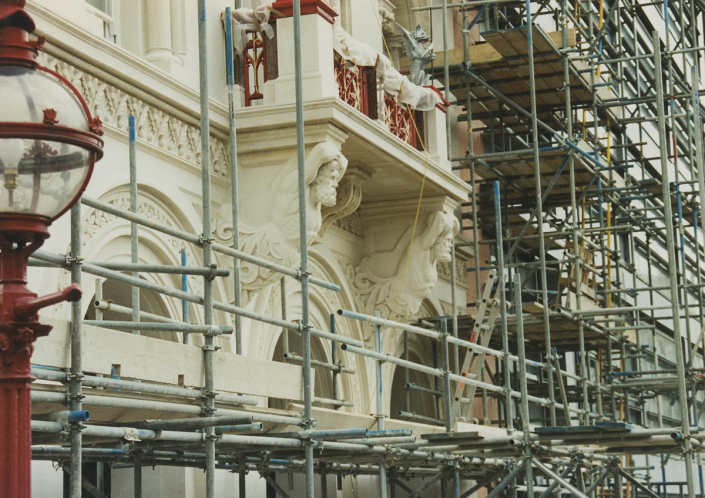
[25,0,705,497]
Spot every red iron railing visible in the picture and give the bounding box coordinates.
[244,31,266,106]
[334,54,371,116]
[384,94,422,150]
[333,53,423,150]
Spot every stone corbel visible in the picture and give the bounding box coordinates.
[319,166,372,237]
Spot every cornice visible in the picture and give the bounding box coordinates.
[233,98,471,202]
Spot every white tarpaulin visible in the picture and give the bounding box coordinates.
[227,4,444,111]
[332,25,444,111]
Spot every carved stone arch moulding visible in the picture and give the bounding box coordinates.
[54,188,213,323]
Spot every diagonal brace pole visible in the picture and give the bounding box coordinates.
[404,468,452,498]
[460,470,507,498]
[261,473,294,498]
[618,469,661,498]
[538,464,576,498]
[485,462,527,498]
[532,458,590,498]
[586,466,613,496]
[507,154,570,259]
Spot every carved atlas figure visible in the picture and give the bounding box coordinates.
[350,210,460,319]
[230,142,349,301]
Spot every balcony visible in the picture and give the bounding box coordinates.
[231,3,449,157]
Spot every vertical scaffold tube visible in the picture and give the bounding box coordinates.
[376,310,388,498]
[493,181,513,432]
[291,1,315,496]
[442,0,451,157]
[69,204,83,498]
[525,0,556,426]
[224,7,243,355]
[128,116,140,335]
[181,248,190,345]
[514,279,533,496]
[197,1,216,496]
[653,30,696,498]
[562,0,590,425]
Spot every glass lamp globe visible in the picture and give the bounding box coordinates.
[0,65,103,229]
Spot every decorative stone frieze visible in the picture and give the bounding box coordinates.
[37,53,230,176]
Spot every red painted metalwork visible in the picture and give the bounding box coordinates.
[0,3,102,496]
[384,94,422,150]
[0,1,43,67]
[270,0,338,25]
[243,32,266,107]
[334,54,370,116]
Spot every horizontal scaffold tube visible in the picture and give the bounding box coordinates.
[31,391,302,425]
[33,250,361,348]
[93,300,186,325]
[29,421,447,458]
[283,353,355,374]
[80,196,339,292]
[29,259,230,277]
[82,320,231,335]
[342,342,584,415]
[134,415,254,430]
[31,368,259,406]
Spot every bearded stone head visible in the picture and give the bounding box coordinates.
[310,158,343,207]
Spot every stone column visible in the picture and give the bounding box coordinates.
[144,0,177,71]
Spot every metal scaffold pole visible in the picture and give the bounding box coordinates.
[653,29,696,498]
[525,0,556,427]
[375,311,388,498]
[197,1,217,496]
[68,204,83,498]
[291,1,315,496]
[224,6,243,356]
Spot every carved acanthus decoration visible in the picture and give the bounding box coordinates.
[213,142,348,303]
[379,6,396,36]
[320,168,369,237]
[36,53,230,176]
[333,211,362,237]
[437,257,467,286]
[347,210,460,320]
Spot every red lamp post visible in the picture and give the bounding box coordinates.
[0,2,103,496]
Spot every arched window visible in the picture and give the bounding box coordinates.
[85,277,180,343]
[271,332,334,407]
[390,345,441,423]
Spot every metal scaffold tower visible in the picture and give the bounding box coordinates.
[26,0,705,497]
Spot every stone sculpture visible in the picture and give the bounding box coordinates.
[348,210,460,319]
[215,142,348,303]
[396,23,435,87]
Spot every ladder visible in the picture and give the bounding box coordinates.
[451,270,500,421]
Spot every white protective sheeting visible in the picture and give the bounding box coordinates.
[231,2,276,53]
[228,4,444,111]
[332,25,444,111]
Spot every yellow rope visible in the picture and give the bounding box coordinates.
[367,0,434,317]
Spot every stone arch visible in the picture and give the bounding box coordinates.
[245,247,368,411]
[41,183,232,351]
[384,298,445,423]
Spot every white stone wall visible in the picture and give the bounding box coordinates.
[26,1,469,496]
